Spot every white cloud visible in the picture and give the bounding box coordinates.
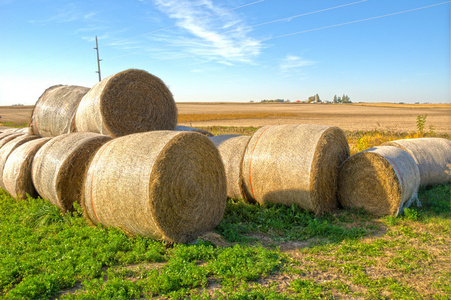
[279,54,316,74]
[29,3,80,24]
[152,0,262,64]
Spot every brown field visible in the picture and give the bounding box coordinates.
[1,102,450,133]
[177,103,451,134]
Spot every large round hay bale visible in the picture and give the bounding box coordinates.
[32,132,112,211]
[3,138,51,200]
[209,135,251,199]
[338,146,420,216]
[241,124,350,214]
[30,85,90,137]
[175,125,213,136]
[0,135,39,191]
[75,69,177,137]
[82,131,226,243]
[0,133,24,150]
[382,138,451,186]
[16,127,31,134]
[0,131,23,143]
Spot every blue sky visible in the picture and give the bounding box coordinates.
[0,0,449,105]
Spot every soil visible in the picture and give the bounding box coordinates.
[1,103,450,134]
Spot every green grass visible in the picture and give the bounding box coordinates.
[0,122,28,128]
[0,127,450,299]
[1,183,449,299]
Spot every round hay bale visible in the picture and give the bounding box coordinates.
[32,132,112,211]
[75,69,177,137]
[241,124,350,214]
[382,138,451,186]
[0,131,23,143]
[0,135,39,191]
[209,134,251,199]
[338,146,420,216]
[0,133,24,149]
[16,127,31,134]
[30,85,90,137]
[175,125,213,137]
[3,138,51,200]
[82,131,227,243]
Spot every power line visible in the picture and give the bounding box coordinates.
[103,0,367,61]
[143,1,450,64]
[106,0,265,47]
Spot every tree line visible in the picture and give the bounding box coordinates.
[333,95,351,103]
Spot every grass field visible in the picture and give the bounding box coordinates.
[1,183,449,299]
[0,124,450,299]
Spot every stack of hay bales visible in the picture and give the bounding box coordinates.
[3,138,51,200]
[30,85,90,137]
[0,135,39,191]
[338,146,421,216]
[75,69,178,137]
[82,131,227,244]
[241,124,350,214]
[32,132,112,211]
[382,138,451,186]
[209,135,251,200]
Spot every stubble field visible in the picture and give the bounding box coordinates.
[1,102,450,133]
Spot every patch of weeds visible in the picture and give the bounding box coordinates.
[432,271,451,297]
[324,280,352,295]
[5,273,61,300]
[141,258,209,298]
[387,247,434,274]
[402,207,419,221]
[209,245,286,286]
[218,282,292,300]
[217,199,371,243]
[61,270,141,300]
[289,279,334,299]
[417,184,450,219]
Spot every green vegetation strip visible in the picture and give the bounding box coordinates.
[0,183,449,299]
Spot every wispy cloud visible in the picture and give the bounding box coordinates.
[152,0,263,64]
[28,3,96,24]
[279,54,316,75]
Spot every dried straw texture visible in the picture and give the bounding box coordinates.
[0,133,24,150]
[338,146,420,216]
[32,132,112,211]
[30,85,90,137]
[0,131,23,143]
[175,125,213,136]
[3,138,51,200]
[209,135,251,199]
[0,135,39,191]
[75,69,177,137]
[241,124,350,214]
[83,131,227,243]
[16,128,31,134]
[382,138,451,186]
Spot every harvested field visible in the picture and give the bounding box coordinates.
[176,103,451,134]
[2,103,450,133]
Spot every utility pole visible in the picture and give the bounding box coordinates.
[94,36,102,82]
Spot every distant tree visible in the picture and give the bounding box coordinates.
[342,95,352,103]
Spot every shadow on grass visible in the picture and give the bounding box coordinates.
[214,183,450,251]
